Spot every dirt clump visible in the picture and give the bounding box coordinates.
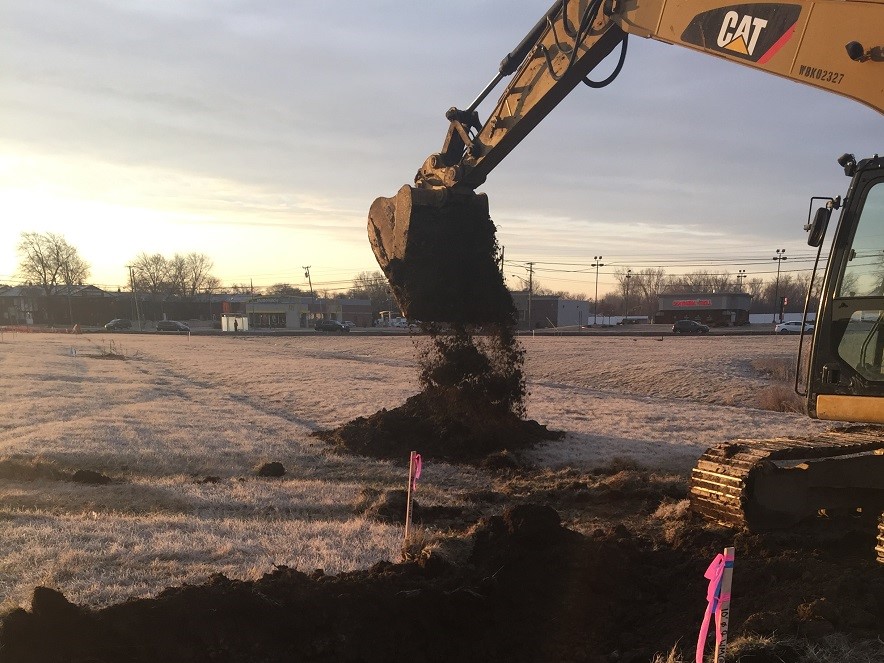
[256,461,286,478]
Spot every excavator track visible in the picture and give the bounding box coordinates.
[691,426,884,541]
[878,515,884,564]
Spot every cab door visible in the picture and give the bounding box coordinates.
[808,157,884,423]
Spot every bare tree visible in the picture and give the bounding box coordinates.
[348,270,391,311]
[17,232,90,298]
[745,277,765,307]
[183,252,215,297]
[167,254,189,296]
[131,253,169,296]
[631,267,666,317]
[222,282,256,294]
[266,283,306,297]
[664,270,735,293]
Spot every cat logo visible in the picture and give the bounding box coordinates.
[682,4,802,64]
[717,12,768,56]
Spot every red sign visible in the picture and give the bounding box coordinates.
[672,299,712,307]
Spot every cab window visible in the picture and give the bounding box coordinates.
[835,181,884,382]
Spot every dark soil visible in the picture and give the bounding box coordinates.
[0,459,112,485]
[369,188,515,326]
[314,387,561,463]
[315,321,561,463]
[2,498,881,663]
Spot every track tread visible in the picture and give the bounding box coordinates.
[690,425,884,533]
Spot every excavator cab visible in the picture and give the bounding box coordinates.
[692,156,884,544]
[805,155,884,423]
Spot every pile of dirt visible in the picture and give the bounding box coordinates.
[2,503,881,663]
[315,324,562,463]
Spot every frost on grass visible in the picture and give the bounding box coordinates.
[0,334,836,612]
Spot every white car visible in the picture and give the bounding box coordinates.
[775,320,814,334]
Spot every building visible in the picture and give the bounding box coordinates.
[510,292,590,330]
[0,284,119,326]
[223,296,374,329]
[0,286,42,325]
[656,292,752,326]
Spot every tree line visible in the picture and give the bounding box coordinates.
[607,267,819,317]
[519,267,819,317]
[11,232,820,321]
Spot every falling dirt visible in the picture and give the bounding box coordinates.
[315,322,562,463]
[350,185,560,462]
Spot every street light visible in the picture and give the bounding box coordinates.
[623,269,633,323]
[772,249,787,323]
[510,273,531,329]
[737,269,746,291]
[126,264,142,330]
[592,256,604,325]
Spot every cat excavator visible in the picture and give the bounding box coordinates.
[367,0,884,558]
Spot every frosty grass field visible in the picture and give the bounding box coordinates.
[0,330,829,612]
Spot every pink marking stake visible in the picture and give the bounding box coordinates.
[403,451,422,549]
[696,546,735,663]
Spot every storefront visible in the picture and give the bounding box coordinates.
[656,292,752,326]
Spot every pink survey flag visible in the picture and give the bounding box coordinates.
[411,453,422,491]
[696,547,735,663]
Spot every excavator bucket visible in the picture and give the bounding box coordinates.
[367,185,515,325]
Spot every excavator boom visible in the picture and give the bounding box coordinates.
[369,0,883,323]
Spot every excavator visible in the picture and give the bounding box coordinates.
[367,0,884,559]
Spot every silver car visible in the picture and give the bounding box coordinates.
[774,320,814,334]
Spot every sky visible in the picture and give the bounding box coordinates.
[1,0,879,298]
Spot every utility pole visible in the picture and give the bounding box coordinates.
[526,262,534,331]
[303,266,315,298]
[127,265,142,330]
[772,249,787,323]
[592,256,604,325]
[737,269,746,291]
[623,269,633,323]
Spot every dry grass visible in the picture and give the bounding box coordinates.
[750,356,797,381]
[756,383,806,413]
[749,356,807,413]
[729,633,884,663]
[0,333,833,612]
[653,634,884,663]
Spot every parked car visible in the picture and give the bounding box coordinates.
[314,319,349,332]
[104,318,132,331]
[672,319,710,334]
[156,320,190,332]
[341,321,356,329]
[775,320,814,334]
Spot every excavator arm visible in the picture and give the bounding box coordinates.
[369,0,883,325]
[413,0,883,193]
